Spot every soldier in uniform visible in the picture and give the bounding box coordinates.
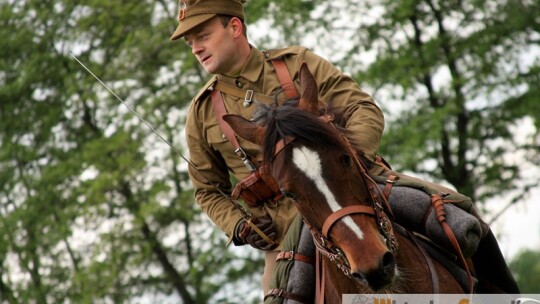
[169,0,385,295]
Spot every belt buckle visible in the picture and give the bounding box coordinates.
[287,250,295,261]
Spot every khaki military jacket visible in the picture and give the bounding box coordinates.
[185,45,384,250]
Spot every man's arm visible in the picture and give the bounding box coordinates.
[185,102,245,240]
[301,49,385,161]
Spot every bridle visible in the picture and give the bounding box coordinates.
[271,113,399,278]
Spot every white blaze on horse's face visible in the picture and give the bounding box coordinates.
[292,146,365,240]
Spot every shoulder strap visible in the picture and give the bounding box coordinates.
[214,81,274,105]
[209,59,297,170]
[210,89,256,171]
[210,89,238,148]
[271,58,298,100]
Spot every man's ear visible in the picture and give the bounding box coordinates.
[230,17,244,38]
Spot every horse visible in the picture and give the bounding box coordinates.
[223,63,467,302]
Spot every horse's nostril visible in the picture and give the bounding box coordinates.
[351,271,366,282]
[381,252,396,274]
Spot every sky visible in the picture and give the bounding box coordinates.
[488,186,540,260]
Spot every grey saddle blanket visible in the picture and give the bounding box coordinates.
[378,184,482,257]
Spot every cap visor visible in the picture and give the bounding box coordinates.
[170,13,216,41]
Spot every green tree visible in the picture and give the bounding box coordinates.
[354,0,540,207]
[1,0,264,303]
[278,0,540,208]
[509,249,540,293]
[1,0,538,302]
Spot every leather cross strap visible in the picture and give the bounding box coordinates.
[276,250,314,265]
[210,57,298,150]
[430,193,474,293]
[382,174,399,200]
[211,58,298,107]
[264,288,308,303]
[271,58,298,100]
[210,89,241,151]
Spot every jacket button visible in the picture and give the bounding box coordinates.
[236,81,243,88]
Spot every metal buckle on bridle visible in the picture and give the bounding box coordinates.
[379,216,390,230]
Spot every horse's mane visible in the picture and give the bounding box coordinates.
[252,102,349,164]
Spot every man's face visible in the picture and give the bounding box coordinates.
[184,17,238,75]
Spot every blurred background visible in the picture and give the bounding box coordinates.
[0,0,538,303]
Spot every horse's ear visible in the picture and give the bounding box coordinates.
[298,62,319,115]
[223,114,266,145]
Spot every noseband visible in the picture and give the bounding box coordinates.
[271,113,398,277]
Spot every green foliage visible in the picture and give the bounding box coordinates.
[1,0,538,302]
[509,249,540,293]
[0,0,265,303]
[342,0,540,203]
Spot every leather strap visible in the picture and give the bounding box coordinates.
[271,58,298,100]
[210,89,241,150]
[211,57,298,147]
[276,250,314,265]
[430,193,474,293]
[264,288,308,303]
[382,174,399,200]
[315,249,324,304]
[322,205,375,237]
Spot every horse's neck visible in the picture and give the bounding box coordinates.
[323,270,343,304]
[393,230,464,293]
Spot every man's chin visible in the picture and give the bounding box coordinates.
[202,64,215,74]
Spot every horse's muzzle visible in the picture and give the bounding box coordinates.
[351,251,396,291]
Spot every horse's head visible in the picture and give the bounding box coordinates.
[224,63,398,291]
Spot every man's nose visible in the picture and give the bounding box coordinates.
[191,42,203,55]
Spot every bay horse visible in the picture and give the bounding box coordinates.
[224,64,467,302]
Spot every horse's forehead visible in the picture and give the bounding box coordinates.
[291,145,322,179]
[291,145,365,240]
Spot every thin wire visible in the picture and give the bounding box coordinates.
[70,53,177,155]
[69,53,253,218]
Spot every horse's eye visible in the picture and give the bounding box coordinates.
[281,189,298,202]
[342,154,352,167]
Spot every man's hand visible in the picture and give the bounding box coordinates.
[236,216,278,251]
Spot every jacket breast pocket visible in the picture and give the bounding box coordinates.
[206,124,230,151]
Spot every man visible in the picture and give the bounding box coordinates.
[170,0,385,294]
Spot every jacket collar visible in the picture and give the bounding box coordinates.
[219,45,263,83]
